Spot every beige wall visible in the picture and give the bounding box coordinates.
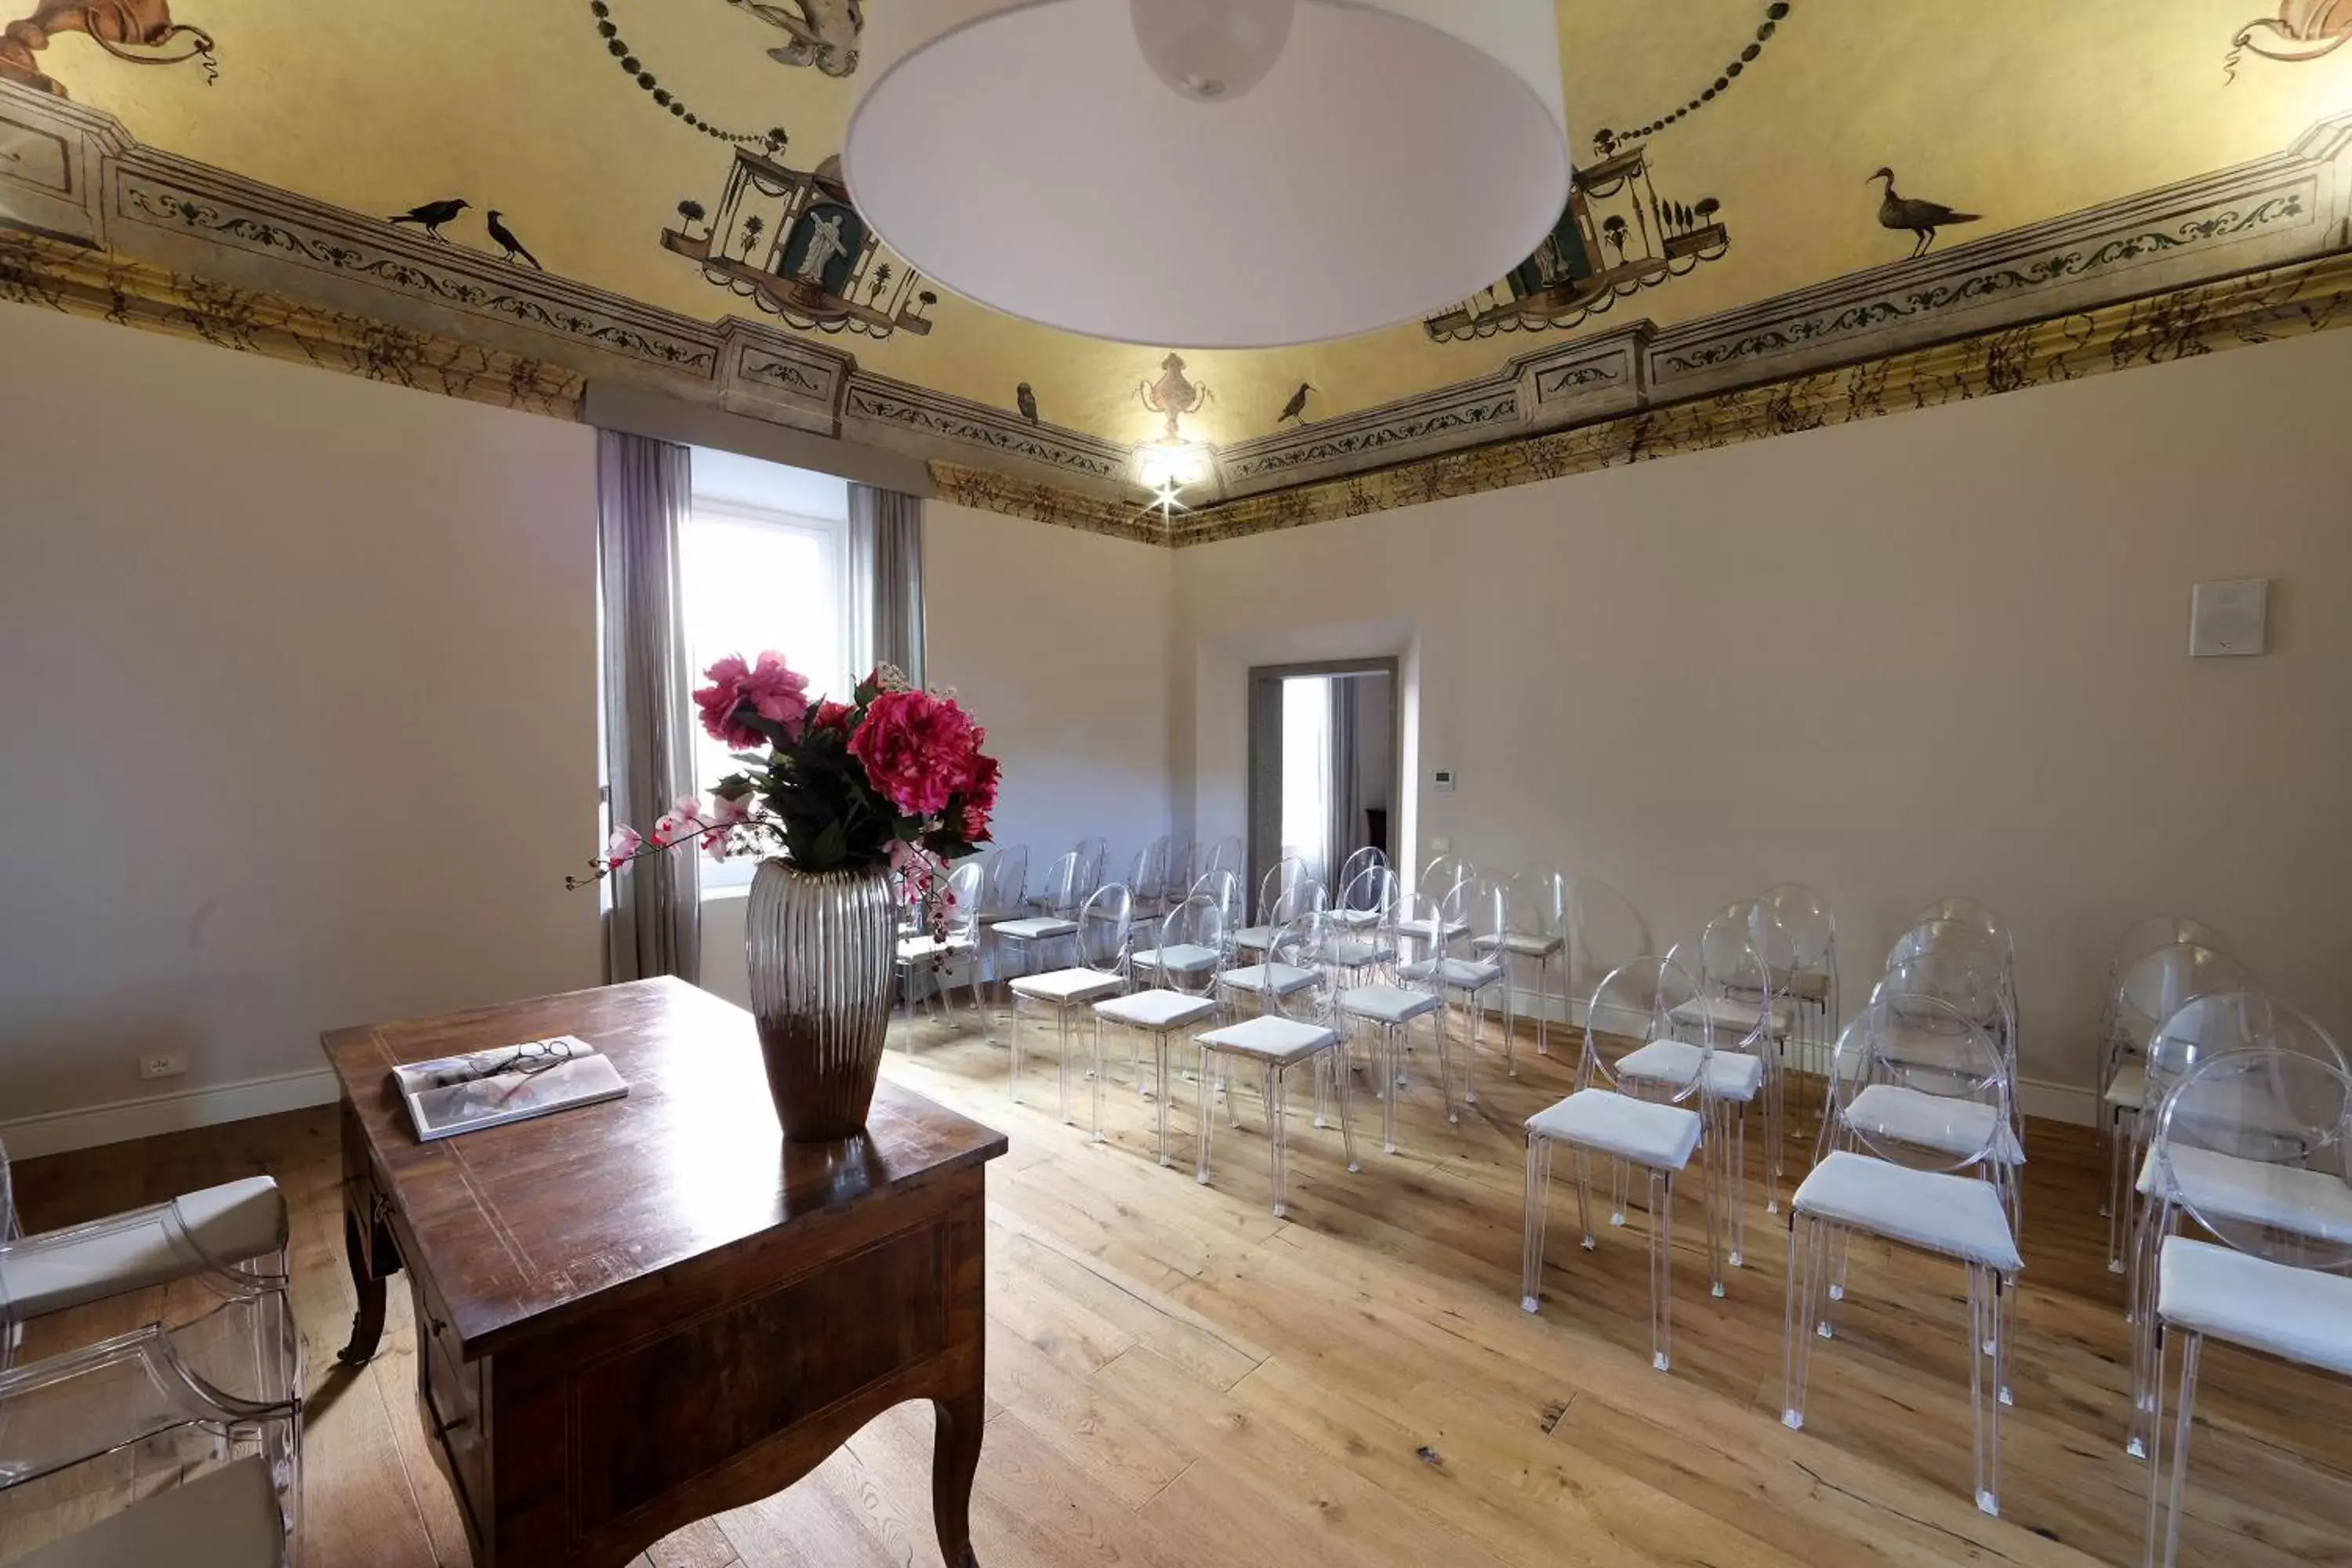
[1174,327,2352,1105]
[0,304,602,1138]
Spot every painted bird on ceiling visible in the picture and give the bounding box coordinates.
[485,210,542,270]
[389,198,469,241]
[1015,383,1039,424]
[1278,383,1314,426]
[1869,169,1977,258]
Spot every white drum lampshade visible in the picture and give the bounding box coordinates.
[843,0,1570,348]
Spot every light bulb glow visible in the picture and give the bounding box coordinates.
[1130,0,1298,103]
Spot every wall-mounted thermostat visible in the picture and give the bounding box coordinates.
[2189,579,2268,658]
[1432,769,1457,794]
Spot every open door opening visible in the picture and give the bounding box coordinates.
[1246,660,1399,911]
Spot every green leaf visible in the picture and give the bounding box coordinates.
[807,820,849,869]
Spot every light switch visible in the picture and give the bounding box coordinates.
[2189,579,2268,657]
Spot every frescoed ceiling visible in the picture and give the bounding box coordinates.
[7,0,2352,488]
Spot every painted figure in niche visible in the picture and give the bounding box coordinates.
[0,0,215,99]
[792,211,851,286]
[732,0,862,76]
[2228,0,2352,78]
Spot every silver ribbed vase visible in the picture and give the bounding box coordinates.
[745,858,898,1142]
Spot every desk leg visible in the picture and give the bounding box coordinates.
[931,1390,985,1568]
[338,1105,403,1367]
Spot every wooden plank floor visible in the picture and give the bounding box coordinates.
[10,1008,2349,1566]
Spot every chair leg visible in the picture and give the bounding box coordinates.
[1056,1006,1074,1126]
[1266,1064,1290,1218]
[2129,1201,2173,1459]
[1462,991,1481,1105]
[1825,1225,1851,1313]
[2147,1330,2201,1568]
[1380,1024,1400,1156]
[1433,1005,1461,1125]
[1155,1033,1174,1167]
[1781,1213,1826,1428]
[1535,952,1552,1059]
[1330,1046,1360,1173]
[1520,1132,1552,1312]
[1195,1049,1222,1184]
[1574,1150,1596,1250]
[1730,1098,1749,1271]
[1009,993,1027,1104]
[1650,1167,1675,1373]
[1968,1265,1998,1515]
[1089,1012,1106,1144]
[1501,966,1519,1078]
[1704,1104,1725,1300]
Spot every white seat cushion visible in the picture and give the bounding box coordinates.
[994,916,1078,942]
[1397,957,1503,991]
[1844,1084,2024,1164]
[1791,1151,2021,1272]
[14,1454,286,1568]
[1338,985,1442,1026]
[1475,931,1565,959]
[2158,1236,2352,1377]
[2136,1145,2352,1243]
[1134,943,1221,976]
[1526,1089,1702,1171]
[2103,1059,2147,1111]
[1330,936,1398,967]
[1197,1014,1338,1063]
[1670,994,1795,1036]
[1229,924,1278,952]
[1331,907,1385,929]
[1010,968,1126,1005]
[1094,989,1220,1031]
[1616,1040,1766,1102]
[0,1177,285,1321]
[897,933,976,961]
[1222,962,1317,996]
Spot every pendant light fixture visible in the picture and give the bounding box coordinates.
[843,0,1569,349]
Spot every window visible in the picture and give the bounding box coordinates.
[681,468,850,887]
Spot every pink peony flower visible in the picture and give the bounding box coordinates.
[738,652,811,735]
[960,748,1000,815]
[693,655,764,750]
[848,690,982,819]
[605,826,644,864]
[811,699,855,733]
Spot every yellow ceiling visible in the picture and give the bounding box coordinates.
[25,0,2352,448]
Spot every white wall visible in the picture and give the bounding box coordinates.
[928,502,1177,882]
[1173,327,2352,1104]
[0,304,601,1141]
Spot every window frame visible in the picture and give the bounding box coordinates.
[681,494,851,891]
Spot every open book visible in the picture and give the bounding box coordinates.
[394,1035,628,1142]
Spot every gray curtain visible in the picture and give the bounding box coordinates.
[597,429,701,984]
[848,482,926,686]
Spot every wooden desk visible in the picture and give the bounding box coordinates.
[324,977,1005,1568]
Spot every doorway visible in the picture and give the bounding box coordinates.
[1245,659,1399,913]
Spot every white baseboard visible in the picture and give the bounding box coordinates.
[0,1067,342,1160]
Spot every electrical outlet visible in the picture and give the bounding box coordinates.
[137,1053,187,1081]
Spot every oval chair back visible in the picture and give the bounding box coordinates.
[1581,956,1710,1105]
[981,844,1029,917]
[1071,882,1134,985]
[1154,895,1229,1000]
[1830,993,2010,1176]
[1033,851,1083,919]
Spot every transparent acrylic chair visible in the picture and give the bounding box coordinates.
[1330,846,1389,928]
[1008,884,1134,1127]
[1764,884,1840,1090]
[2138,1048,2352,1568]
[0,1292,302,1563]
[1912,897,2016,964]
[2103,942,2250,1272]
[895,858,985,1040]
[2123,992,2347,1460]
[1668,913,1791,1223]
[1783,993,2020,1517]
[973,842,1031,1019]
[1399,878,1508,1098]
[1194,915,1360,1218]
[1882,924,2020,1070]
[0,1145,290,1377]
[992,849,1084,1010]
[1232,856,1316,956]
[1094,896,1228,1165]
[1337,887,1444,1155]
[1218,877,1327,1018]
[1477,863,1571,1065]
[1420,853,1475,909]
[1128,837,1172,921]
[1071,837,1109,899]
[1629,918,1772,1271]
[1328,864,1399,982]
[1521,956,1716,1372]
[1195,834,1243,887]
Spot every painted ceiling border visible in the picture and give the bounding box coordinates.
[2,83,2349,550]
